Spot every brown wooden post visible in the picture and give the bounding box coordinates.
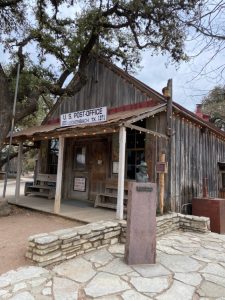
[117,126,126,220]
[54,137,65,214]
[159,153,166,215]
[164,79,174,211]
[15,141,23,201]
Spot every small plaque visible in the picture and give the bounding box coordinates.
[112,161,119,174]
[156,162,168,173]
[74,177,86,192]
[136,186,153,192]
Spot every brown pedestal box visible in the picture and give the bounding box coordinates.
[125,182,157,265]
[192,197,225,234]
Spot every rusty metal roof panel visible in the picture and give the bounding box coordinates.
[11,105,166,139]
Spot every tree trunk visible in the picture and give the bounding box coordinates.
[0,65,13,150]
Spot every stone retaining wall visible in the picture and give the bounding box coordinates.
[27,221,121,267]
[26,213,210,267]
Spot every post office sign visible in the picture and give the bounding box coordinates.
[60,107,107,127]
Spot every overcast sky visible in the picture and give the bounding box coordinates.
[1,2,224,114]
[1,40,223,114]
[136,46,224,113]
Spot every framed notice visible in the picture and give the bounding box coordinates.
[74,177,86,192]
[156,162,168,174]
[112,161,119,174]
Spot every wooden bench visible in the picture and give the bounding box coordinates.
[95,178,130,210]
[0,171,6,180]
[24,173,56,199]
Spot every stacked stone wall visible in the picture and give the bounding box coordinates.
[26,213,210,267]
[27,221,121,267]
[179,214,210,233]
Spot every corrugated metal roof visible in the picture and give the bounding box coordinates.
[11,104,166,140]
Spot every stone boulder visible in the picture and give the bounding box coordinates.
[0,199,11,216]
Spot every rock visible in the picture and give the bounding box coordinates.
[28,277,47,287]
[122,290,150,300]
[108,244,125,255]
[133,264,171,278]
[197,280,225,298]
[84,272,129,298]
[104,221,119,228]
[53,257,96,283]
[200,263,225,277]
[159,253,202,273]
[33,251,61,263]
[156,280,195,300]
[0,290,8,297]
[202,273,225,288]
[10,291,35,300]
[53,277,78,300]
[174,272,202,286]
[42,287,52,296]
[104,230,120,239]
[12,282,27,292]
[130,276,169,293]
[0,266,48,286]
[84,248,113,266]
[0,200,11,217]
[99,258,133,275]
[34,235,58,245]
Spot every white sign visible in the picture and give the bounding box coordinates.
[74,177,86,192]
[60,106,107,127]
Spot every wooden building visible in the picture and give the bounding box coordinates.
[12,58,225,219]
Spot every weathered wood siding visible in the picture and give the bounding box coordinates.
[170,116,225,213]
[145,112,225,213]
[48,60,160,121]
[145,112,169,211]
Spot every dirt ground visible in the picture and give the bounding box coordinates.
[0,205,83,275]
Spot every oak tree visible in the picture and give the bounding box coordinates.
[0,0,206,153]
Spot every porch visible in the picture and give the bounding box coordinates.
[11,104,167,220]
[7,196,117,223]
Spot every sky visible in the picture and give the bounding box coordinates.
[136,47,224,112]
[1,1,224,114]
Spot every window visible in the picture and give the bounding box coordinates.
[74,146,86,169]
[126,120,146,180]
[218,162,225,189]
[48,139,59,174]
[222,173,225,188]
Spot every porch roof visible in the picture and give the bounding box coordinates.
[11,104,166,141]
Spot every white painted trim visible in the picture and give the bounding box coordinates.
[54,137,65,214]
[117,126,126,220]
[15,141,23,201]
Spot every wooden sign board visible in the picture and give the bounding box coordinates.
[74,177,86,192]
[156,162,168,174]
[61,106,107,127]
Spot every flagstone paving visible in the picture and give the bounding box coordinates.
[2,230,225,299]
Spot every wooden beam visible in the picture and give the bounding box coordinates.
[124,104,166,125]
[124,124,168,140]
[54,137,65,214]
[15,141,23,201]
[159,153,166,215]
[166,79,175,211]
[117,126,126,220]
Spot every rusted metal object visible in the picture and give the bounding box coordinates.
[193,197,225,234]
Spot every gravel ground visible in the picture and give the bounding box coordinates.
[0,205,82,275]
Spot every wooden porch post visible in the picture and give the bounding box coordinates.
[15,141,23,202]
[54,137,65,214]
[117,126,126,220]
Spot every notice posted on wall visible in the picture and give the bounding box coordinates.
[60,106,107,127]
[74,177,86,192]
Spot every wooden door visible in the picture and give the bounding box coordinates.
[89,139,109,201]
[68,142,89,200]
